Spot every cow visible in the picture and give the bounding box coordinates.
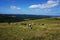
[28,24,32,29]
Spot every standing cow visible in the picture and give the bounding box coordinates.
[28,24,32,29]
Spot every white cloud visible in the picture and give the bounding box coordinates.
[10,6,21,10]
[29,0,59,9]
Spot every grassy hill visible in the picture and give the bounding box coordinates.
[0,18,60,40]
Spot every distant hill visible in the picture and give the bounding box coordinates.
[0,14,60,22]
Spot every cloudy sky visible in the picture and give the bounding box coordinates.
[0,0,60,16]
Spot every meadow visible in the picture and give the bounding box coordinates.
[0,18,60,40]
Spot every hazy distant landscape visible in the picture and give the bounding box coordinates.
[0,14,60,40]
[0,14,59,23]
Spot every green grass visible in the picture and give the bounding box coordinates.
[0,18,60,40]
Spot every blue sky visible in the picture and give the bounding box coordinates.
[0,0,60,16]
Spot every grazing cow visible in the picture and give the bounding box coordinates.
[8,21,11,24]
[28,24,32,29]
[42,24,44,25]
[21,23,27,26]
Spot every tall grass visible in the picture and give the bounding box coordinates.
[0,18,60,40]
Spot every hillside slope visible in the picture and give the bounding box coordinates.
[0,18,60,40]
